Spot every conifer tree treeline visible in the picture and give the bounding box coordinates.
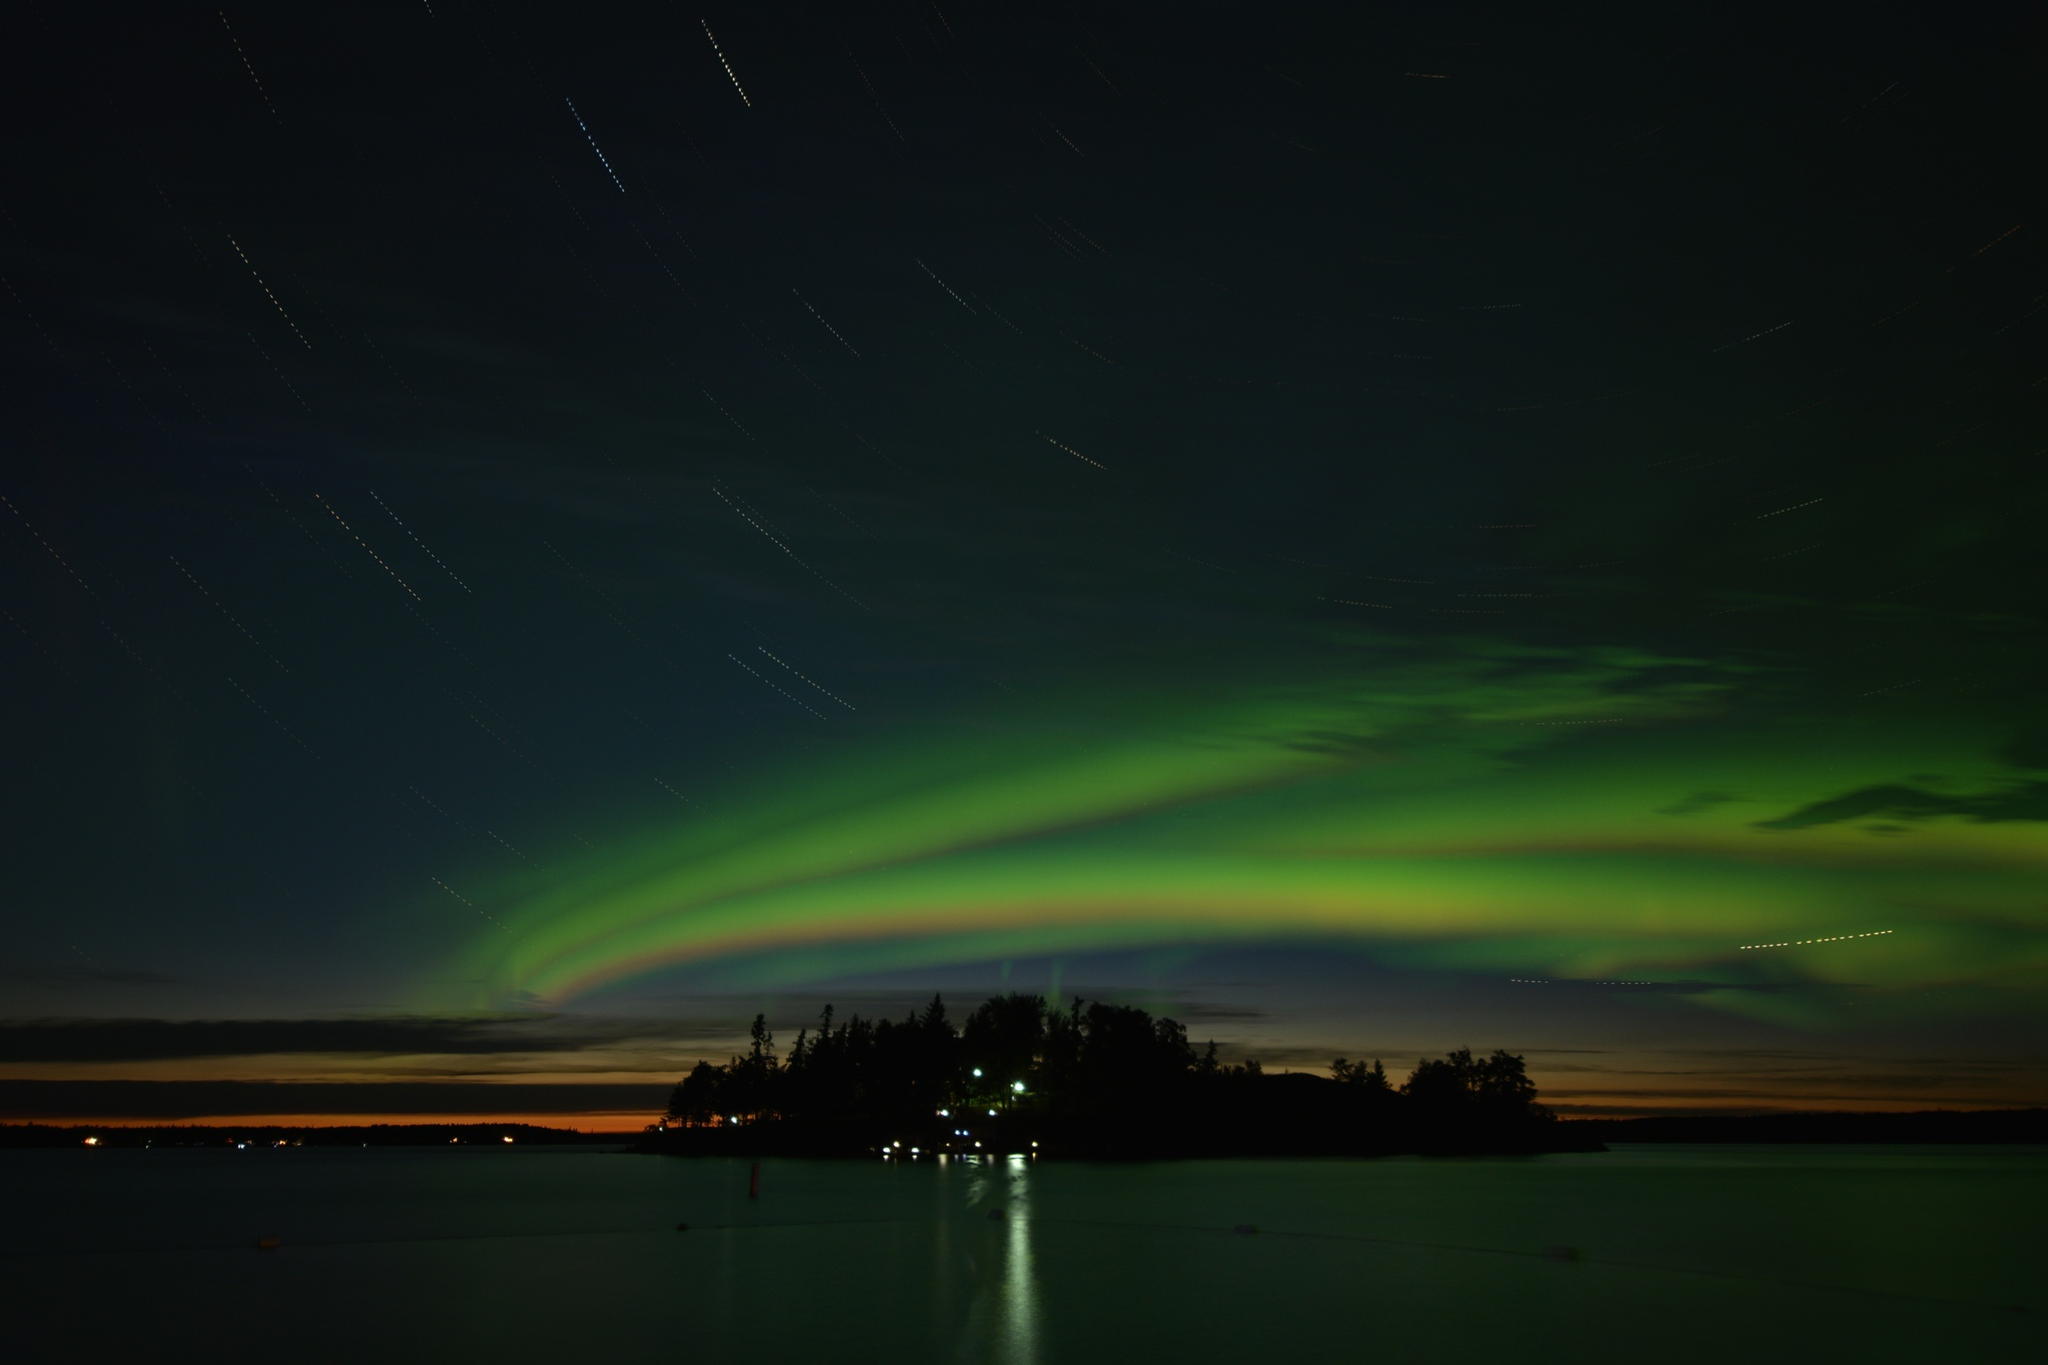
[664,993,1549,1132]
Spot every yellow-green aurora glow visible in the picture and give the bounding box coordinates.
[439,639,2047,1030]
[11,5,2046,1131]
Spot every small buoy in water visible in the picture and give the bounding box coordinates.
[1231,1223,1258,1236]
[1541,1245,1583,1263]
[986,1207,1005,1221]
[256,1235,282,1250]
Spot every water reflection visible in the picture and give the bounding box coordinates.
[1000,1155,1038,1365]
[957,1154,1040,1364]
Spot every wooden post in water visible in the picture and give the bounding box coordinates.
[748,1160,761,1199]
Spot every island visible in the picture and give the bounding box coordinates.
[637,993,1598,1159]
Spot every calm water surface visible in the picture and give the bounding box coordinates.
[7,1144,2038,1362]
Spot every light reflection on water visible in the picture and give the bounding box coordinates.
[4,1145,2041,1364]
[1002,1155,1038,1365]
[956,1152,1040,1364]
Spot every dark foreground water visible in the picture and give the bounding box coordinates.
[5,1144,2038,1362]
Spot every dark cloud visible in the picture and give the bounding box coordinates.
[0,1015,711,1064]
[1656,1048,2035,1066]
[0,10,2030,1101]
[633,989,947,1024]
[644,988,1270,1030]
[1753,781,2048,830]
[1169,1001,1271,1022]
[1241,1047,1352,1072]
[2000,731,2048,770]
[1542,1084,2048,1106]
[1508,978,1805,994]
[1655,790,1737,817]
[1284,730,1381,758]
[0,965,177,987]
[1546,1103,1850,1117]
[0,1080,666,1119]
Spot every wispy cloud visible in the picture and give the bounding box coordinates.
[0,1015,717,1064]
[1655,790,1737,817]
[0,966,177,988]
[1755,781,2048,830]
[0,1079,666,1119]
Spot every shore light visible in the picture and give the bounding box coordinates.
[82,1136,99,1146]
[1011,1081,1026,1093]
[988,1108,997,1116]
[972,1068,983,1078]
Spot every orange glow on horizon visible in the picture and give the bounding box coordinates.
[11,1096,2039,1131]
[9,1112,652,1133]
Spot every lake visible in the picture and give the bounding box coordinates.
[6,1143,2038,1362]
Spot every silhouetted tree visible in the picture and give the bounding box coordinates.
[962,993,1045,1095]
[1402,1048,1548,1124]
[657,996,1558,1155]
[1474,1049,1546,1119]
[717,1013,782,1119]
[1038,997,1085,1108]
[667,1061,726,1125]
[1332,1057,1393,1093]
[913,994,961,1110]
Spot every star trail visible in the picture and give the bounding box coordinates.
[1,4,2041,1128]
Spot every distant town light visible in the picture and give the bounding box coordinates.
[502,1136,515,1143]
[82,1136,99,1146]
[971,1068,983,1078]
[937,1108,950,1117]
[1011,1081,1026,1093]
[988,1108,997,1116]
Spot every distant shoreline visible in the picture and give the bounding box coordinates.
[635,1105,2048,1158]
[3,1108,2039,1152]
[633,1112,1607,1161]
[1562,1108,2048,1144]
[0,1122,622,1149]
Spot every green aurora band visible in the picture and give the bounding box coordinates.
[437,640,2047,1026]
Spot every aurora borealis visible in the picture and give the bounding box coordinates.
[4,4,2043,1128]
[465,656,2044,1016]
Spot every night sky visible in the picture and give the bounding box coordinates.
[4,3,2043,1129]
